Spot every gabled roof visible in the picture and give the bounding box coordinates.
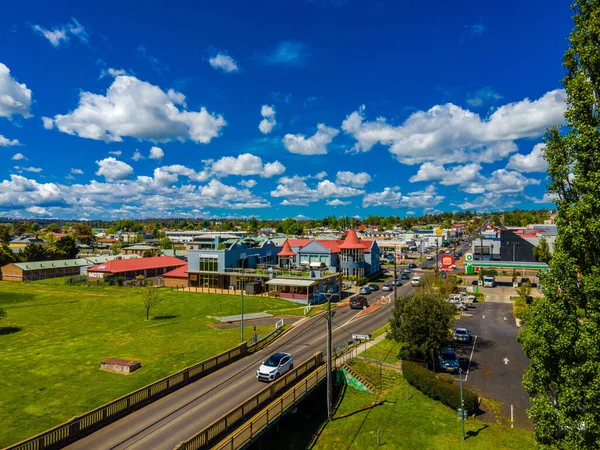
[13,258,90,271]
[287,239,313,248]
[123,244,155,250]
[277,239,297,257]
[87,256,186,274]
[162,265,188,278]
[338,229,365,249]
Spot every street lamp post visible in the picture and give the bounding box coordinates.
[240,253,260,343]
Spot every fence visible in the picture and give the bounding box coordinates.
[211,363,328,450]
[174,352,324,450]
[171,285,274,297]
[7,326,286,450]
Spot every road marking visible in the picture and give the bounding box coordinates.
[464,335,477,382]
[482,315,485,319]
[503,317,507,320]
[503,357,509,365]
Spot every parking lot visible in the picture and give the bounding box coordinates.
[452,283,533,429]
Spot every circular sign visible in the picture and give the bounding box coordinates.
[435,228,443,236]
[440,254,455,268]
[395,245,401,251]
[465,253,473,261]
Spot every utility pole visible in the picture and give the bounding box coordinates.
[320,287,338,421]
[240,253,260,343]
[459,368,465,440]
[435,239,439,274]
[394,250,397,300]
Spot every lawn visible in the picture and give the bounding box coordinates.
[252,361,535,450]
[0,278,301,447]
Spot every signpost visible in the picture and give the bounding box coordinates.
[440,254,455,297]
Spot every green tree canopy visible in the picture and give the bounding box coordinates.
[532,237,552,264]
[0,224,11,244]
[519,2,600,447]
[54,235,79,259]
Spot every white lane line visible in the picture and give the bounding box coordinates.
[464,335,478,382]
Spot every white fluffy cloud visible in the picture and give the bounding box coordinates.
[14,166,43,173]
[149,146,164,160]
[527,192,558,204]
[209,53,239,73]
[283,123,339,155]
[207,153,285,178]
[0,62,32,119]
[326,199,351,206]
[11,153,25,160]
[362,185,444,209]
[342,90,566,165]
[271,175,364,205]
[26,206,51,216]
[132,151,144,162]
[46,73,226,143]
[456,192,521,211]
[70,168,84,175]
[95,157,134,181]
[0,135,19,146]
[259,105,276,134]
[31,18,89,47]
[239,179,257,188]
[409,162,482,186]
[335,171,372,188]
[506,143,548,173]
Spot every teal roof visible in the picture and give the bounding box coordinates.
[14,258,91,271]
[84,255,140,264]
[123,245,155,250]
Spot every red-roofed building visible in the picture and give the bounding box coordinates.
[162,265,189,288]
[87,256,186,281]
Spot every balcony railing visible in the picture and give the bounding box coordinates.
[221,266,333,278]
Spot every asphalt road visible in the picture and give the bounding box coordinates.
[454,301,532,428]
[66,281,411,450]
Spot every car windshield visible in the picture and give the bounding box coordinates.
[484,277,494,282]
[441,351,457,360]
[264,354,284,367]
[455,329,466,335]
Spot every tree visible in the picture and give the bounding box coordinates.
[159,237,173,250]
[143,249,157,258]
[0,243,15,267]
[389,290,456,361]
[0,224,10,244]
[55,235,79,259]
[111,242,122,254]
[533,237,552,264]
[21,243,48,262]
[45,223,61,233]
[518,2,600,447]
[74,223,94,245]
[141,284,163,320]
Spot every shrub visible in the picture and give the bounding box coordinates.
[481,269,498,276]
[455,276,463,285]
[402,361,478,413]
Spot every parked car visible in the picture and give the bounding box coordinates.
[483,276,496,287]
[411,276,421,287]
[439,348,460,373]
[445,249,452,254]
[456,251,463,258]
[401,273,410,280]
[408,263,418,269]
[350,295,369,309]
[381,283,393,291]
[453,328,471,343]
[359,286,371,295]
[368,283,380,291]
[394,278,402,286]
[448,294,462,304]
[402,268,411,274]
[456,302,469,312]
[518,277,531,287]
[426,255,434,260]
[257,352,294,382]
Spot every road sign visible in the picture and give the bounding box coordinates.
[440,267,454,272]
[435,228,443,236]
[440,254,455,268]
[395,245,402,251]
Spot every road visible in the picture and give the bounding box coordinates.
[66,281,410,450]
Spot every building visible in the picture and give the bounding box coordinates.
[161,265,188,287]
[165,230,247,244]
[1,258,91,281]
[122,244,156,256]
[8,236,47,253]
[87,256,186,282]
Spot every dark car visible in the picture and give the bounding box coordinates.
[368,283,379,291]
[350,295,369,310]
[401,273,410,280]
[519,277,531,287]
[394,279,402,286]
[452,327,471,343]
[408,263,417,269]
[359,286,371,295]
[439,348,460,373]
[456,251,463,258]
[381,283,393,291]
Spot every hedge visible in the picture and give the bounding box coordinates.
[402,361,479,413]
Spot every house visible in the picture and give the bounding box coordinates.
[1,258,91,282]
[122,244,156,256]
[162,265,188,287]
[8,236,47,253]
[86,256,186,282]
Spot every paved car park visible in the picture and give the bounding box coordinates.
[453,284,532,429]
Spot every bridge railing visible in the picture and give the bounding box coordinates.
[175,352,324,450]
[7,326,286,450]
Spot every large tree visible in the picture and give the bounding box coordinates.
[533,236,552,264]
[519,2,600,447]
[54,235,79,259]
[0,224,12,244]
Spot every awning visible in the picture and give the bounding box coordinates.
[266,278,318,287]
[300,260,310,265]
[310,262,324,268]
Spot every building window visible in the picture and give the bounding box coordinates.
[198,257,218,271]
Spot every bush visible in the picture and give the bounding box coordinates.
[402,361,478,413]
[455,276,463,285]
[481,269,498,276]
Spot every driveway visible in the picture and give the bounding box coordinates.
[454,297,532,429]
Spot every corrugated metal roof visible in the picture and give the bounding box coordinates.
[14,258,91,271]
[266,278,318,287]
[162,265,188,278]
[87,256,186,274]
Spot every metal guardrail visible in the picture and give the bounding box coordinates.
[7,325,287,450]
[174,352,324,450]
[212,364,328,450]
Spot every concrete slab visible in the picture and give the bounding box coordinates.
[216,312,272,322]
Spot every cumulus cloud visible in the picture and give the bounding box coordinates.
[326,199,351,206]
[26,206,51,216]
[149,146,164,160]
[42,117,54,129]
[456,192,521,211]
[95,157,133,181]
[0,62,32,119]
[46,73,226,143]
[259,105,276,134]
[11,153,25,160]
[108,150,122,156]
[15,166,43,173]
[342,90,566,165]
[31,18,89,47]
[409,162,482,186]
[209,53,239,73]
[70,168,84,175]
[335,171,372,188]
[283,123,339,155]
[239,179,257,188]
[0,135,19,146]
[527,192,559,204]
[132,151,144,162]
[362,185,444,209]
[506,143,548,173]
[207,153,285,178]
[271,175,364,205]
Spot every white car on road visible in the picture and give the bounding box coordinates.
[411,276,421,287]
[256,352,294,382]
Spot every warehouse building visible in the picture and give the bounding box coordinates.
[87,256,186,282]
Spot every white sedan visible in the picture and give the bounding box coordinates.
[256,352,294,382]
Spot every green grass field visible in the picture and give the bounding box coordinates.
[0,278,303,447]
[253,361,535,450]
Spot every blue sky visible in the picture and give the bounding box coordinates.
[0,0,572,220]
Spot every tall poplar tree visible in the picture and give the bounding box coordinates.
[519,1,600,448]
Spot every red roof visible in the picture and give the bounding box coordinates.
[287,239,313,248]
[277,239,297,257]
[287,237,373,253]
[338,228,365,249]
[88,256,186,274]
[162,265,189,278]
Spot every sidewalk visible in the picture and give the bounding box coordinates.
[335,332,389,366]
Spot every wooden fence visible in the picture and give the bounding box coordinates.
[7,327,285,450]
[171,285,275,297]
[175,352,324,450]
